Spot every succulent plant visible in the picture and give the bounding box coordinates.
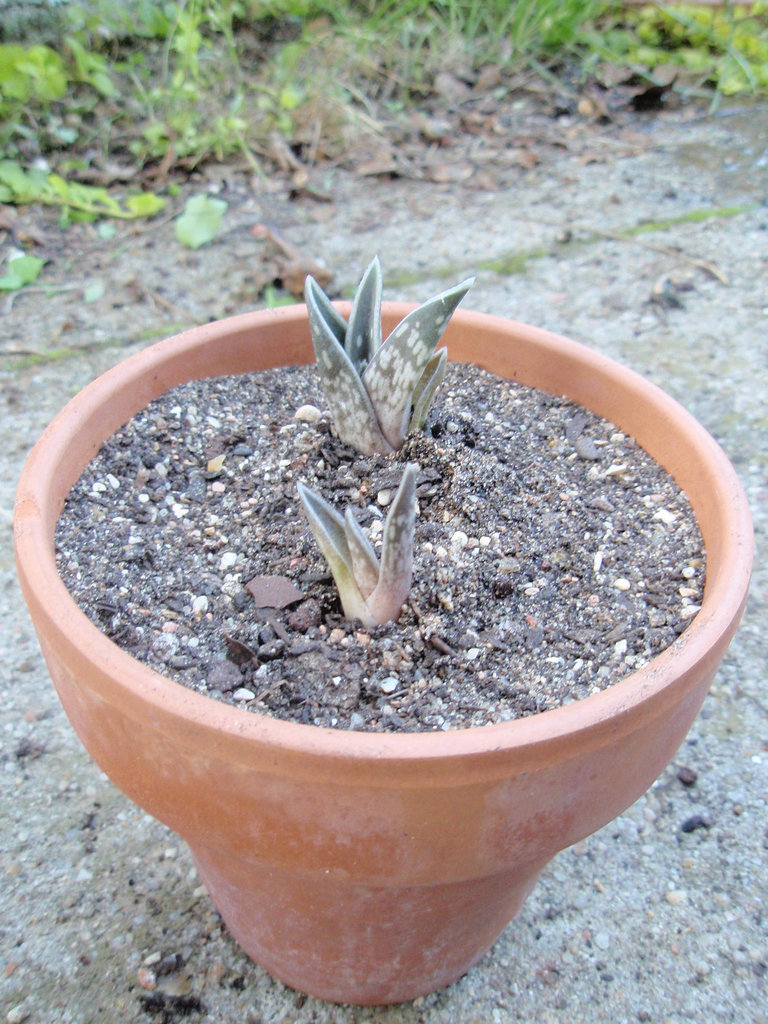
[305,257,473,456]
[298,464,417,627]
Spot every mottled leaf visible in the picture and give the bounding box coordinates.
[345,256,382,371]
[363,277,473,448]
[409,346,447,433]
[367,464,416,625]
[305,275,347,347]
[344,508,380,599]
[297,482,369,622]
[306,274,392,455]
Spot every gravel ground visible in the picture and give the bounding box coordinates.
[2,98,767,1023]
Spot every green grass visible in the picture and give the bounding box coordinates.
[1,1,766,216]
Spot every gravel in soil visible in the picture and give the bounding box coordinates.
[55,362,705,732]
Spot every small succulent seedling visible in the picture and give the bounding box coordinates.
[298,464,417,627]
[306,257,473,456]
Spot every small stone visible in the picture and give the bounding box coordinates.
[6,1007,30,1024]
[137,966,157,990]
[677,766,698,787]
[380,677,399,694]
[451,530,469,549]
[294,404,322,423]
[191,595,209,615]
[575,436,601,460]
[206,453,226,474]
[594,930,611,951]
[681,814,710,833]
[377,488,393,507]
[233,687,255,702]
[497,557,520,574]
[614,578,631,591]
[219,552,238,571]
[207,660,242,692]
[493,575,516,598]
[665,889,687,905]
[287,599,322,632]
[185,473,207,503]
[653,507,677,525]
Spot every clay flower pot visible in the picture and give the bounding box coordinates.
[14,305,752,1006]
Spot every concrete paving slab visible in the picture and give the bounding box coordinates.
[2,100,767,1023]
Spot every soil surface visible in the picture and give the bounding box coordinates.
[56,362,703,731]
[3,97,767,1024]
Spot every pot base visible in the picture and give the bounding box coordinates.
[191,846,546,1005]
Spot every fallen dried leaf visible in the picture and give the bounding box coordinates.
[426,162,475,183]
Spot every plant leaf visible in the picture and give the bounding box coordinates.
[306,275,392,456]
[174,194,228,249]
[367,464,416,625]
[304,276,347,346]
[410,346,448,433]
[297,482,369,622]
[363,277,473,449]
[343,508,380,599]
[125,192,166,218]
[0,253,44,291]
[345,256,382,371]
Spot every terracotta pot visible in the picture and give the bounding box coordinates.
[14,306,752,1005]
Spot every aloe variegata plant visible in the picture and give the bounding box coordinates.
[305,257,473,456]
[298,465,416,628]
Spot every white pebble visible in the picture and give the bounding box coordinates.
[594,930,611,951]
[106,473,120,490]
[191,595,209,615]
[466,648,481,661]
[451,531,468,549]
[377,488,393,507]
[614,577,631,591]
[219,551,238,571]
[233,688,255,701]
[653,507,677,525]
[380,677,399,694]
[682,566,696,579]
[294,404,322,423]
[680,605,701,619]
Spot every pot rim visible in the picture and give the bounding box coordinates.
[14,304,753,767]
